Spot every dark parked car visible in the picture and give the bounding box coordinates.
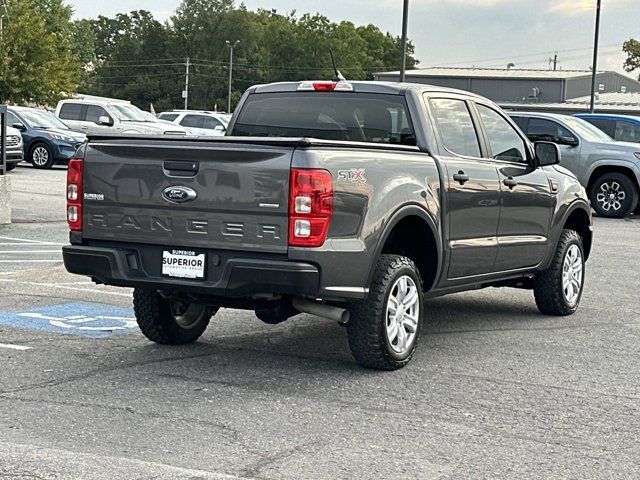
[7,107,86,169]
[575,113,640,144]
[63,81,593,370]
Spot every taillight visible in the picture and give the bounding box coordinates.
[66,159,83,231]
[297,81,354,92]
[289,169,333,247]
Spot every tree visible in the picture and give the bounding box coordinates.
[0,0,79,105]
[623,39,640,80]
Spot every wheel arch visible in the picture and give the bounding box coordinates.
[561,204,593,260]
[366,205,442,293]
[586,163,640,194]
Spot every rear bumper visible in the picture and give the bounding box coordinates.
[62,244,320,298]
[5,150,23,164]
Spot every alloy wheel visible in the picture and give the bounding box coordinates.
[596,181,626,212]
[562,244,583,305]
[386,275,420,355]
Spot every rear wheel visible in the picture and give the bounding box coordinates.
[347,255,423,370]
[30,143,54,169]
[133,288,217,344]
[589,172,638,218]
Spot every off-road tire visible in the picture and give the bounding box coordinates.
[133,288,216,344]
[347,254,423,370]
[589,172,638,218]
[533,230,585,316]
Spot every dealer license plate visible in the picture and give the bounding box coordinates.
[162,250,206,279]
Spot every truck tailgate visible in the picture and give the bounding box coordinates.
[82,139,292,254]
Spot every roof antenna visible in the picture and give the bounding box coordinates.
[329,50,346,82]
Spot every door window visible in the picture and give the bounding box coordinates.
[614,121,640,143]
[582,118,613,137]
[527,118,573,142]
[477,105,528,163]
[58,103,84,121]
[86,105,110,124]
[430,98,481,158]
[158,113,179,122]
[180,115,205,128]
[7,112,21,126]
[203,116,223,129]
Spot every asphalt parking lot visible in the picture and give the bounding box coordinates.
[0,165,639,479]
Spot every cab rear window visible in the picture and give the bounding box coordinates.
[231,92,416,145]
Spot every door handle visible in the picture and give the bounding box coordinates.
[453,171,470,185]
[503,177,518,189]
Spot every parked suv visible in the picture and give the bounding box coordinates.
[64,81,593,370]
[7,106,86,169]
[575,113,640,144]
[2,126,24,171]
[157,110,231,136]
[55,100,186,136]
[510,112,640,217]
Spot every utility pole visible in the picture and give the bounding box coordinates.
[226,40,239,114]
[184,57,190,110]
[590,0,602,114]
[399,0,409,82]
[553,52,558,71]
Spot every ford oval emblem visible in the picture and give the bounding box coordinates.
[162,186,197,204]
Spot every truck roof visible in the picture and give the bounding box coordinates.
[251,80,488,100]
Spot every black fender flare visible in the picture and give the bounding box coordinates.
[364,204,443,291]
[542,199,593,270]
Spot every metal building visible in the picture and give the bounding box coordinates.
[373,67,640,104]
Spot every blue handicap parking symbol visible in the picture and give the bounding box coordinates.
[0,302,139,337]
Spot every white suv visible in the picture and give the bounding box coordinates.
[157,110,231,136]
[55,99,187,136]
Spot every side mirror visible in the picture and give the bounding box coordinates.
[214,125,226,131]
[12,123,26,131]
[535,141,561,167]
[559,136,579,147]
[98,115,113,126]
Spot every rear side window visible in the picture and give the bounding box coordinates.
[430,98,481,157]
[180,115,205,128]
[231,92,416,145]
[158,113,179,122]
[614,121,640,143]
[59,103,83,121]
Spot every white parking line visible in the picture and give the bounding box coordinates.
[0,260,63,263]
[0,236,65,245]
[0,343,32,351]
[0,251,62,254]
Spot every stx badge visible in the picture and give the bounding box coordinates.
[337,168,367,184]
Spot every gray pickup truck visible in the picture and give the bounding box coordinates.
[63,81,593,370]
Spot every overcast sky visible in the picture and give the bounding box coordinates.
[68,0,638,76]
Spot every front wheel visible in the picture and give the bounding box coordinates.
[133,288,217,344]
[347,255,423,370]
[533,230,585,316]
[589,173,638,218]
[30,143,55,169]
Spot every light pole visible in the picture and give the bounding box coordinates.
[589,0,602,113]
[226,40,240,114]
[399,0,409,82]
[184,57,190,110]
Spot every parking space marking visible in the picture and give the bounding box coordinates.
[0,303,139,337]
[0,236,65,245]
[0,343,32,351]
[0,278,131,297]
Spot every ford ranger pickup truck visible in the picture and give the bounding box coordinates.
[63,81,593,370]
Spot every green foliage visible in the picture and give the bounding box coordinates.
[0,0,80,105]
[79,1,418,111]
[623,39,640,80]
